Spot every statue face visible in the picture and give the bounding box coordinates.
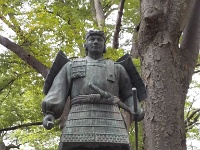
[86,35,105,56]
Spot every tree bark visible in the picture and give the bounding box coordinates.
[180,0,200,82]
[181,0,200,133]
[0,142,6,150]
[90,0,97,25]
[93,0,105,29]
[138,0,198,149]
[0,35,49,78]
[112,0,126,49]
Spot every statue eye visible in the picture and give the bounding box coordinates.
[88,37,95,41]
[88,36,104,42]
[97,38,103,42]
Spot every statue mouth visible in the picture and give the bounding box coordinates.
[92,46,100,49]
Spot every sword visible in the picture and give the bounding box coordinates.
[87,82,134,114]
[133,87,139,150]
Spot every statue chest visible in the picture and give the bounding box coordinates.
[85,62,107,87]
[70,59,118,98]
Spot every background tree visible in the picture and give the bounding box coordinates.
[0,0,199,149]
[138,0,200,149]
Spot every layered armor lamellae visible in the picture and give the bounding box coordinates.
[61,103,129,149]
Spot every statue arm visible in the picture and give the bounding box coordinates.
[42,63,71,119]
[117,64,144,120]
[117,64,133,101]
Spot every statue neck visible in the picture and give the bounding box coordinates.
[88,53,103,60]
[86,55,104,61]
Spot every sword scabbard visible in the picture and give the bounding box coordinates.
[132,87,139,150]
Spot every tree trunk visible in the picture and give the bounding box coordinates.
[0,142,6,150]
[141,39,188,150]
[180,0,200,82]
[112,0,126,49]
[138,0,197,149]
[93,0,105,29]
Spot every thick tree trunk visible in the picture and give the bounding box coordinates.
[138,0,197,149]
[141,43,187,150]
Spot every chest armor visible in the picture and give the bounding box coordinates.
[70,59,118,98]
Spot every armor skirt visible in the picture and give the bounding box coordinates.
[59,104,130,150]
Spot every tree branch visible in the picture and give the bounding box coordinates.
[185,109,200,131]
[102,0,113,11]
[0,78,16,92]
[194,64,200,74]
[185,109,200,123]
[0,122,42,132]
[0,35,49,78]
[112,0,126,49]
[104,8,118,19]
[194,70,200,74]
[6,144,20,149]
[103,1,118,19]
[186,122,200,132]
[196,64,200,67]
[0,71,32,93]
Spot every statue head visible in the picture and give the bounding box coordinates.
[84,30,106,56]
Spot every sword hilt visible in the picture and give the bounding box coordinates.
[132,87,138,115]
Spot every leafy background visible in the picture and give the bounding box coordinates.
[0,0,199,149]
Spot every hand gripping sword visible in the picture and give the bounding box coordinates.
[132,87,139,150]
[88,82,135,114]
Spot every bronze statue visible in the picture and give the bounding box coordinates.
[42,30,146,150]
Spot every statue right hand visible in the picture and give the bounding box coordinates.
[131,108,145,122]
[42,114,55,130]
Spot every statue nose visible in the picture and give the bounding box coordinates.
[94,39,99,44]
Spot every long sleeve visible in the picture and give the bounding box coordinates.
[42,63,71,119]
[117,64,133,102]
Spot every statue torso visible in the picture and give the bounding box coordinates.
[60,56,130,150]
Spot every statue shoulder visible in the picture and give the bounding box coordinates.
[70,57,86,66]
[72,57,86,62]
[104,59,125,71]
[114,61,126,70]
[71,57,86,64]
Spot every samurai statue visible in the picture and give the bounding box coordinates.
[41,30,147,150]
